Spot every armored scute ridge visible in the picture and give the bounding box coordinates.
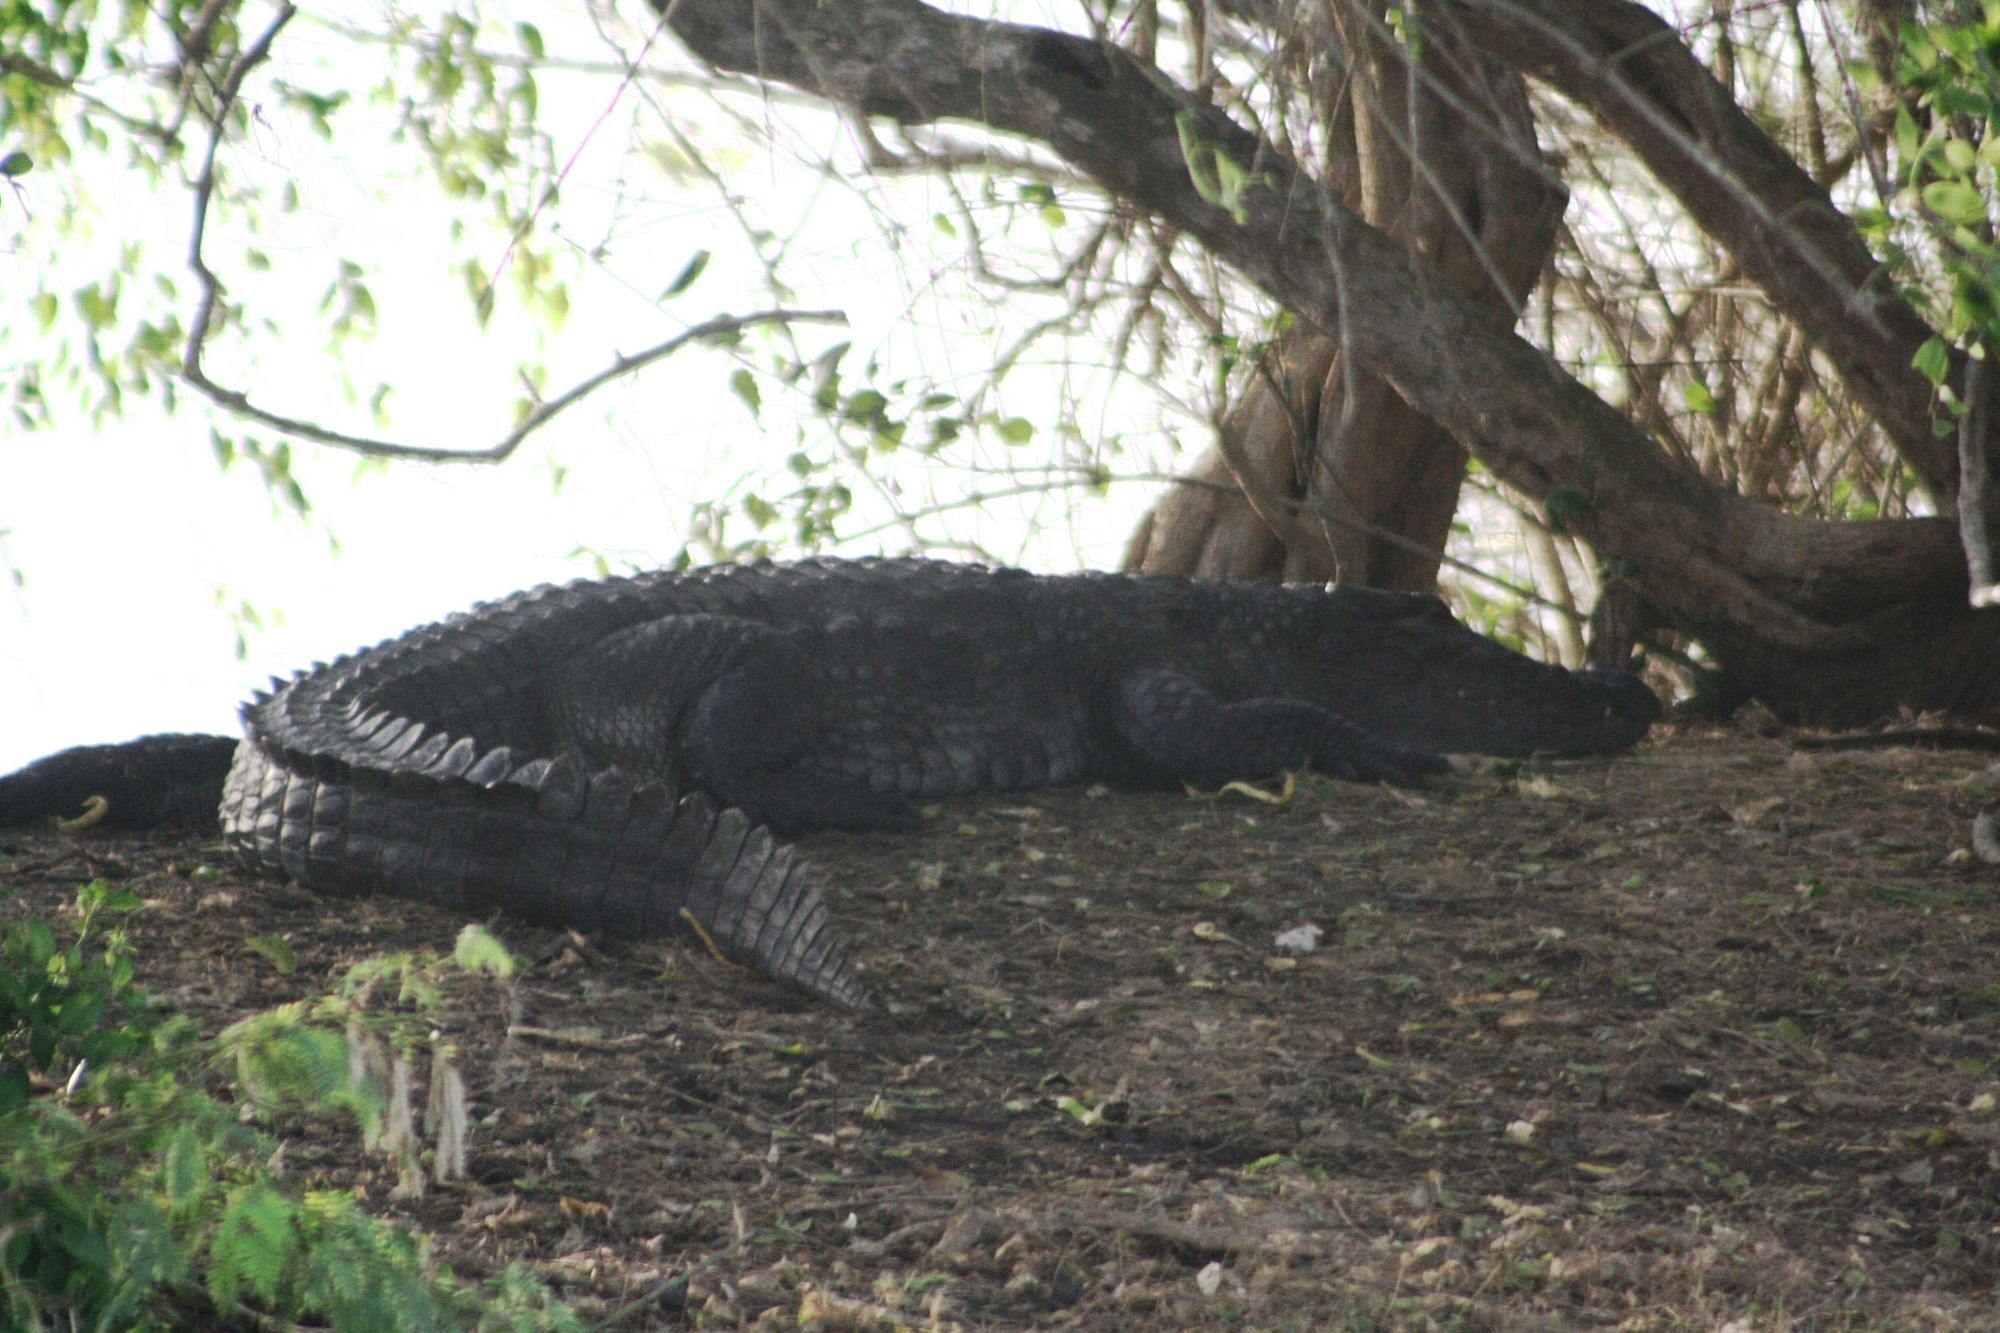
[0,558,1659,1008]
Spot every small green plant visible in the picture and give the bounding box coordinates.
[0,880,579,1331]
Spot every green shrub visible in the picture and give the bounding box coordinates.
[0,880,580,1332]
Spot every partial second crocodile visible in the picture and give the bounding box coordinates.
[0,558,1658,1007]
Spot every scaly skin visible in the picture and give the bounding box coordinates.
[0,558,1658,1008]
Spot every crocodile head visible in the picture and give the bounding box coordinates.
[1268,584,1661,758]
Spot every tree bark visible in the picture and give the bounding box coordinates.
[659,0,2000,722]
[1124,9,1563,588]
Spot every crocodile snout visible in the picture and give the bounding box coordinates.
[1583,669,1662,728]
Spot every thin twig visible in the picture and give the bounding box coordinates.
[184,294,840,460]
[480,7,673,304]
[181,3,298,384]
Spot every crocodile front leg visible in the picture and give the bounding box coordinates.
[1113,667,1448,786]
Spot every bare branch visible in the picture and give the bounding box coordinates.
[187,308,844,465]
[480,8,675,307]
[483,308,852,463]
[1440,0,1957,498]
[181,2,297,392]
[303,13,822,107]
[0,54,178,144]
[168,3,844,464]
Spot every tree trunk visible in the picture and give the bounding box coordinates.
[1123,10,1563,587]
[660,0,2000,724]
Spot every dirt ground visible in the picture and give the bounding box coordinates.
[5,725,2000,1330]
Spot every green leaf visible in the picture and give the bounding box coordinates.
[0,151,30,176]
[160,1120,210,1213]
[995,416,1034,445]
[730,368,762,418]
[103,1196,187,1305]
[210,1183,299,1307]
[453,924,517,977]
[57,988,104,1034]
[1895,104,1921,166]
[516,21,546,59]
[0,1059,28,1114]
[76,283,116,327]
[1682,376,1717,414]
[540,282,569,330]
[1055,1094,1103,1126]
[843,388,888,423]
[1922,179,1987,225]
[241,935,297,974]
[30,292,57,331]
[1914,334,1951,386]
[662,249,709,299]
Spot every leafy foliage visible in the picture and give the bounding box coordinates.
[2,0,1166,570]
[1860,7,2000,415]
[0,879,578,1331]
[0,0,565,477]
[1886,13,2000,310]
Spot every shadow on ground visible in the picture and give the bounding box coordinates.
[5,726,1999,1329]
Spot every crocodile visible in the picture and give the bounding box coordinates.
[0,558,1658,1008]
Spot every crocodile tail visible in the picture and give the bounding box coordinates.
[218,739,871,1010]
[0,734,240,831]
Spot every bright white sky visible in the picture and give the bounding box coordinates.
[0,3,1168,773]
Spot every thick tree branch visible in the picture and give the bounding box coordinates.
[1435,0,1958,499]
[659,0,1947,654]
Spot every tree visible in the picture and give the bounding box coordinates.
[1122,9,1563,590]
[662,0,2000,723]
[7,1,1999,726]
